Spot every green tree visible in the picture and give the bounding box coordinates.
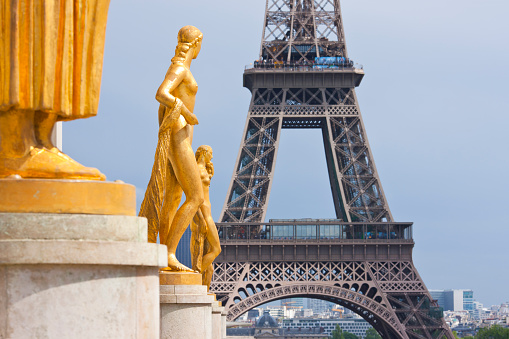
[330,324,344,339]
[344,332,359,339]
[329,324,359,339]
[476,325,509,339]
[365,328,382,339]
[453,331,460,339]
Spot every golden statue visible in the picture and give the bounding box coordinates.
[0,0,110,180]
[190,145,221,290]
[139,26,205,272]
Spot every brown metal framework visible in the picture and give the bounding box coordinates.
[260,0,346,62]
[212,1,453,338]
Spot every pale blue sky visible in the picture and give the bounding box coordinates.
[64,0,509,306]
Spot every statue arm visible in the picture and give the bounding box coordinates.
[155,65,185,109]
[155,66,198,125]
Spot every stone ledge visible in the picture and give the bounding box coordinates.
[159,293,215,305]
[160,284,215,305]
[0,213,147,242]
[174,284,207,295]
[175,294,215,304]
[212,305,224,313]
[0,240,167,267]
[160,294,177,304]
[160,282,207,294]
[211,300,223,311]
[160,285,176,294]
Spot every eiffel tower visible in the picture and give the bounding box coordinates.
[210,1,454,338]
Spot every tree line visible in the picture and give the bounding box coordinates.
[455,325,509,339]
[330,325,509,339]
[329,326,381,339]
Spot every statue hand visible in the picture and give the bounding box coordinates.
[184,113,199,125]
[181,105,199,125]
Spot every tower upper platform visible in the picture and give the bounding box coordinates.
[243,64,364,91]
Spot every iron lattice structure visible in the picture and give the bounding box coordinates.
[219,0,391,223]
[212,1,454,338]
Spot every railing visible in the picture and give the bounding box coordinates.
[216,221,413,243]
[245,61,364,72]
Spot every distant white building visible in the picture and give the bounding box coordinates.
[307,299,334,315]
[282,317,372,338]
[269,308,285,318]
[295,309,314,318]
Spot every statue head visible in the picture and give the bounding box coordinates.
[172,26,203,64]
[195,145,213,163]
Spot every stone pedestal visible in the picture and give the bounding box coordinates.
[0,212,167,339]
[160,279,216,339]
[221,311,228,339]
[212,300,225,339]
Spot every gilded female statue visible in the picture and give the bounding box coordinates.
[139,26,204,272]
[0,0,110,180]
[190,145,221,289]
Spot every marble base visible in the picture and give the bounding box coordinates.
[160,284,216,339]
[212,300,225,339]
[0,213,167,339]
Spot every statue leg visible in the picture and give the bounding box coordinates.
[190,218,199,270]
[190,214,205,272]
[0,110,36,158]
[200,240,214,290]
[164,135,204,272]
[203,263,214,291]
[0,109,105,180]
[34,111,58,150]
[201,206,221,271]
[159,164,182,245]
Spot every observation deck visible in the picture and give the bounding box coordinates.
[216,221,414,263]
[243,61,365,90]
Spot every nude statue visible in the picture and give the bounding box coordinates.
[139,26,204,272]
[190,145,221,289]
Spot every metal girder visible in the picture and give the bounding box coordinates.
[261,0,346,62]
[211,259,452,339]
[219,84,393,223]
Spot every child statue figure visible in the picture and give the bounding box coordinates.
[190,146,221,290]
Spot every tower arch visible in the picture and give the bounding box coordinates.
[227,284,403,338]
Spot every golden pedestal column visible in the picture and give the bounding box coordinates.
[160,271,202,286]
[0,178,136,215]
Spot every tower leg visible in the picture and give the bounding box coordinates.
[220,116,282,223]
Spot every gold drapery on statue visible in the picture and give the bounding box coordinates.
[139,101,183,244]
[0,0,110,180]
[0,0,110,119]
